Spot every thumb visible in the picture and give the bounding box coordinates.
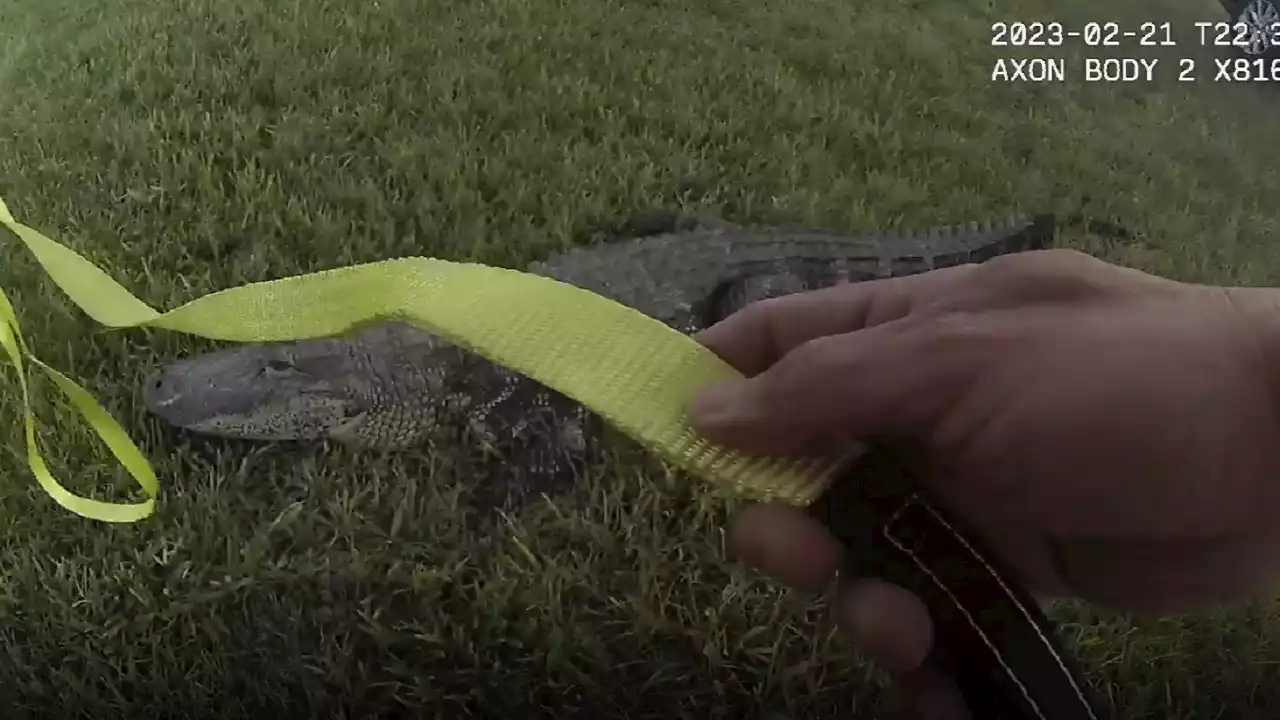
[690,318,959,454]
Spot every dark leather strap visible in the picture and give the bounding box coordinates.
[808,447,1107,720]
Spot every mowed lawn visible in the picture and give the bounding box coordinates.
[4,0,1280,717]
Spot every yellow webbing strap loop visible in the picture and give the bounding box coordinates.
[0,193,853,522]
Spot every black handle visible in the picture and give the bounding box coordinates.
[808,447,1105,720]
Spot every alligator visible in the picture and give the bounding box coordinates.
[142,211,1095,508]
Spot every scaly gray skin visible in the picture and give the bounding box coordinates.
[143,213,1057,505]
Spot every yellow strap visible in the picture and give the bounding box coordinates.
[0,192,853,522]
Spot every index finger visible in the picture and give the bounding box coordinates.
[695,265,971,377]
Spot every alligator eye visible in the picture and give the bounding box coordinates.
[265,359,293,372]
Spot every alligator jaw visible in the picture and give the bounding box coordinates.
[143,340,363,441]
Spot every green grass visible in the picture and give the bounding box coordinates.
[4,0,1280,717]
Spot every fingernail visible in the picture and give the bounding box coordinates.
[690,380,747,426]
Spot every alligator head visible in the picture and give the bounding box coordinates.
[142,322,460,445]
[143,337,374,442]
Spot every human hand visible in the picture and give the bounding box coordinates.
[689,249,1280,717]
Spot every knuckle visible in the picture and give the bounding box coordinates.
[981,248,1094,278]
[753,333,845,399]
[742,294,791,326]
[789,333,852,373]
[719,295,782,340]
[964,248,1127,302]
[926,313,993,351]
